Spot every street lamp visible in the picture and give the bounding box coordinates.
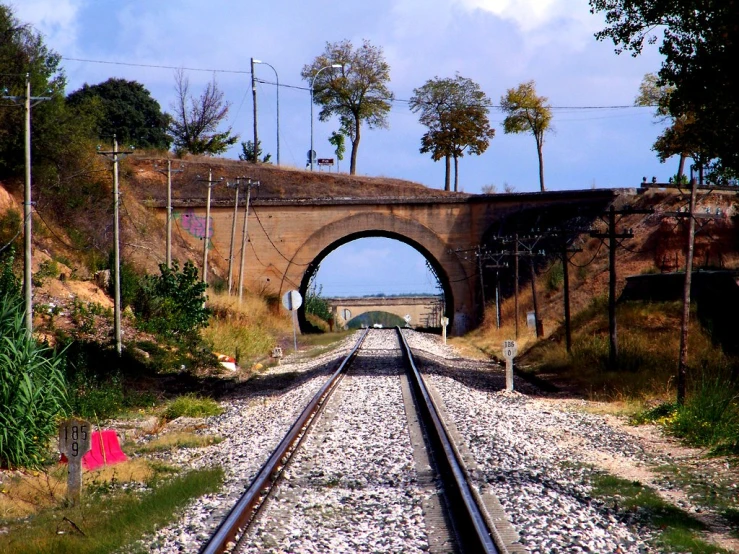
[253,59,280,166]
[310,63,342,171]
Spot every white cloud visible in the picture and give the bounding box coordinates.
[13,0,83,54]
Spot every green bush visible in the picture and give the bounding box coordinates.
[134,260,210,339]
[163,394,222,420]
[0,247,20,299]
[0,294,68,468]
[546,260,564,292]
[667,376,739,454]
[305,282,332,322]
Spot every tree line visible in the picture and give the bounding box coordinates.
[3,1,738,197]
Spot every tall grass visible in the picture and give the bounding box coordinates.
[203,291,291,365]
[0,294,68,468]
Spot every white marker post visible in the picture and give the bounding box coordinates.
[282,290,303,353]
[441,316,449,344]
[502,339,517,392]
[59,419,91,504]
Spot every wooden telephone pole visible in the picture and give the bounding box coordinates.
[590,204,653,369]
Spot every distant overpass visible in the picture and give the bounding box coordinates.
[326,296,444,328]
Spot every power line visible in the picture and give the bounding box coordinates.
[62,57,250,74]
[63,56,656,112]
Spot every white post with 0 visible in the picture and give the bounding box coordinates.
[502,339,517,391]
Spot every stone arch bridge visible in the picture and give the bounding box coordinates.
[165,189,617,335]
[326,296,445,329]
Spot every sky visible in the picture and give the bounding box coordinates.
[14,0,670,298]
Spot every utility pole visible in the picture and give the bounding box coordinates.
[2,73,50,337]
[676,178,699,404]
[251,57,258,163]
[97,135,133,356]
[154,159,184,269]
[197,170,222,285]
[590,204,653,369]
[227,178,241,295]
[514,234,519,339]
[237,179,260,302]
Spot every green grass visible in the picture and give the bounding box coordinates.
[132,432,223,454]
[589,472,729,553]
[162,394,223,420]
[0,466,224,553]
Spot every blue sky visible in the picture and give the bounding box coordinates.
[15,0,670,297]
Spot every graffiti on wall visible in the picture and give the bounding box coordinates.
[176,209,214,247]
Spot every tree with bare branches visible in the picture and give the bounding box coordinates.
[168,69,238,156]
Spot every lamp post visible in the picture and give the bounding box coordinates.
[253,59,280,166]
[310,63,342,171]
[2,73,51,337]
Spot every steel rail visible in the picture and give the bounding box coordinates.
[199,328,370,554]
[396,327,500,554]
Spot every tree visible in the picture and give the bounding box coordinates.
[239,140,271,163]
[67,78,171,150]
[635,73,700,182]
[410,75,495,192]
[301,39,393,175]
[0,4,66,179]
[500,81,552,192]
[168,69,238,156]
[328,130,346,172]
[590,0,739,174]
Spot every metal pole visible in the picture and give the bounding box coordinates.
[227,180,240,295]
[237,181,252,303]
[251,58,258,163]
[495,270,501,329]
[166,160,172,269]
[562,246,572,353]
[608,205,618,369]
[309,64,341,172]
[202,168,213,284]
[275,70,280,166]
[23,75,32,337]
[310,79,314,171]
[677,178,699,404]
[113,135,122,355]
[514,234,519,339]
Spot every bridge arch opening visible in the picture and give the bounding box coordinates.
[297,232,452,333]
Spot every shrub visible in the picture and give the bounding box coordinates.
[305,282,332,322]
[546,260,564,292]
[163,394,222,420]
[0,294,68,468]
[0,247,20,299]
[134,260,210,339]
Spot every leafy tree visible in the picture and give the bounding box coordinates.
[410,75,495,192]
[305,282,332,322]
[328,130,346,172]
[301,39,393,175]
[67,78,171,150]
[500,81,552,192]
[168,69,238,156]
[239,139,271,163]
[134,260,210,340]
[590,0,739,174]
[0,4,66,179]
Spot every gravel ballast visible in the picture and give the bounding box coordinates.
[131,329,714,553]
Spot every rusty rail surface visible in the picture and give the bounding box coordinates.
[199,328,370,554]
[397,327,500,554]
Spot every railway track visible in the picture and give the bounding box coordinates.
[199,328,508,554]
